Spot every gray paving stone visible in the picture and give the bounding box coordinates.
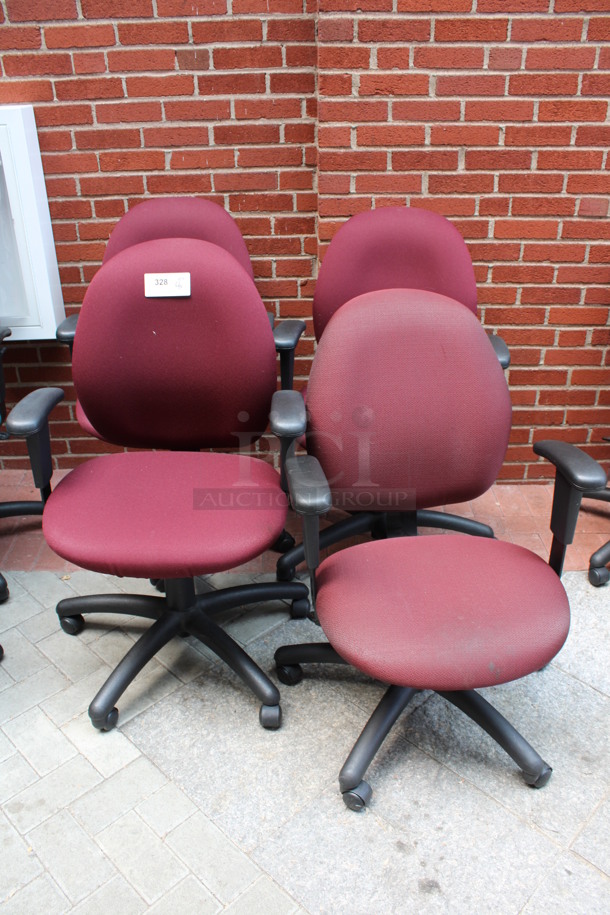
[97,810,188,905]
[147,875,220,915]
[135,781,197,838]
[87,627,139,667]
[0,809,43,904]
[17,607,65,644]
[70,874,147,915]
[523,852,610,915]
[0,752,37,804]
[0,726,14,761]
[70,755,167,835]
[167,811,260,903]
[40,666,114,726]
[0,665,68,725]
[62,711,141,778]
[1,873,69,915]
[252,780,558,915]
[4,753,102,834]
[223,875,301,915]
[572,794,610,878]
[3,705,77,776]
[0,629,51,681]
[556,572,610,697]
[11,570,78,609]
[38,629,107,682]
[26,809,116,905]
[0,661,13,690]
[0,590,46,633]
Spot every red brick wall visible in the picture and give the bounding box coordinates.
[0,0,609,481]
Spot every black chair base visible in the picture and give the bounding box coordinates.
[274,642,551,810]
[276,509,494,581]
[58,577,308,731]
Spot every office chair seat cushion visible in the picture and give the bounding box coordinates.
[43,451,287,579]
[315,535,570,691]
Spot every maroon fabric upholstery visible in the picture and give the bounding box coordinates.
[313,207,478,341]
[316,535,570,691]
[44,452,287,579]
[103,197,254,278]
[73,238,276,450]
[306,289,511,511]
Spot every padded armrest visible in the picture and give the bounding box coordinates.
[56,313,78,347]
[285,454,332,577]
[270,389,307,440]
[273,319,306,351]
[285,454,332,517]
[273,320,307,391]
[534,440,607,492]
[535,439,608,575]
[6,388,64,494]
[7,388,65,437]
[487,333,510,369]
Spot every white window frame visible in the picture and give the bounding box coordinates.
[0,104,65,341]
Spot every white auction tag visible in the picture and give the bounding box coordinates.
[144,272,191,297]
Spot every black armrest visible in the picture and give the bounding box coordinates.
[285,454,332,576]
[270,389,307,492]
[7,388,64,494]
[273,319,306,390]
[273,319,306,351]
[0,327,12,344]
[488,333,510,369]
[534,439,608,575]
[285,454,332,517]
[534,440,607,492]
[56,314,78,349]
[270,389,307,440]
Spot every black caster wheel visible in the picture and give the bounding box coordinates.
[276,664,303,686]
[0,644,4,661]
[259,704,282,730]
[588,566,609,587]
[60,614,85,636]
[272,530,296,554]
[276,564,296,582]
[525,765,552,789]
[90,707,119,731]
[0,579,9,604]
[290,598,310,620]
[342,781,372,811]
[150,578,166,593]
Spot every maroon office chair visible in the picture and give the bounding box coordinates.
[13,237,307,731]
[273,289,604,810]
[276,206,509,581]
[57,197,304,437]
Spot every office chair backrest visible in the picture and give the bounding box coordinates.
[306,288,511,511]
[313,206,478,341]
[102,197,255,279]
[73,237,276,450]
